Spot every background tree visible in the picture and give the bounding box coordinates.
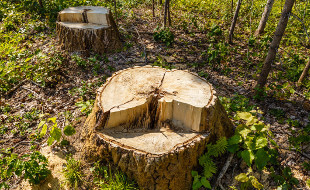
[256,0,295,90]
[298,56,310,86]
[255,0,275,36]
[229,0,242,44]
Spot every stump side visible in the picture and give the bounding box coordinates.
[56,7,122,54]
[83,100,210,190]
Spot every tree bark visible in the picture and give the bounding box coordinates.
[152,0,155,18]
[255,0,275,36]
[56,6,122,54]
[298,57,310,85]
[83,66,233,190]
[256,0,295,90]
[38,0,43,8]
[168,0,171,26]
[163,0,168,27]
[229,0,242,44]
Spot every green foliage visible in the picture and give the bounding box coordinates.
[152,56,175,70]
[0,149,50,188]
[37,114,76,146]
[153,27,175,47]
[75,99,94,116]
[227,111,278,170]
[91,162,137,190]
[271,167,299,189]
[219,94,255,115]
[63,156,84,189]
[288,123,310,152]
[234,168,263,190]
[192,137,227,189]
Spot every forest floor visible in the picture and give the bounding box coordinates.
[1,5,310,190]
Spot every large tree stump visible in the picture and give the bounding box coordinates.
[56,6,122,54]
[83,66,233,190]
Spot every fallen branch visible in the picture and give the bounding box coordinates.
[4,79,28,98]
[213,153,234,190]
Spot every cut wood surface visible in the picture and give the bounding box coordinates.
[56,6,121,54]
[83,66,233,189]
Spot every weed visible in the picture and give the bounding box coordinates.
[192,137,227,189]
[63,156,84,189]
[37,115,76,146]
[153,27,175,47]
[0,149,50,188]
[271,167,299,189]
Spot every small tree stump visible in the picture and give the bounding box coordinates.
[56,6,121,54]
[84,66,233,190]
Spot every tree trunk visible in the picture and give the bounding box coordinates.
[168,0,171,26]
[152,0,155,18]
[56,6,122,54]
[255,0,275,36]
[83,66,233,190]
[163,0,168,27]
[256,0,295,90]
[38,0,43,8]
[298,57,310,85]
[229,0,242,44]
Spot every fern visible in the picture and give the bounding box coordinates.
[192,137,228,189]
[206,137,227,157]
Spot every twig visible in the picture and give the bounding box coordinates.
[213,153,234,190]
[20,86,44,101]
[291,13,310,43]
[278,146,310,160]
[4,79,28,98]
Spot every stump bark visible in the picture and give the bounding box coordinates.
[83,66,233,190]
[56,6,122,54]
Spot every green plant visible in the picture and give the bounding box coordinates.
[288,124,310,151]
[0,149,50,188]
[227,111,278,170]
[37,115,76,146]
[152,56,174,70]
[153,27,175,47]
[91,162,137,189]
[75,100,94,116]
[192,137,227,189]
[219,94,255,115]
[63,156,84,189]
[271,167,299,189]
[234,168,263,190]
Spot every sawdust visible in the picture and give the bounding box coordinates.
[15,146,68,190]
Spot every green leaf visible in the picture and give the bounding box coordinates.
[47,117,57,123]
[249,175,263,189]
[235,173,249,183]
[191,170,198,177]
[37,120,46,129]
[228,135,242,145]
[241,150,254,166]
[239,128,251,139]
[201,177,211,189]
[192,181,202,190]
[47,137,55,146]
[244,136,254,149]
[63,125,76,136]
[60,139,69,146]
[39,124,47,138]
[255,149,270,170]
[50,127,61,142]
[254,136,268,150]
[237,112,253,121]
[254,124,265,131]
[227,144,239,153]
